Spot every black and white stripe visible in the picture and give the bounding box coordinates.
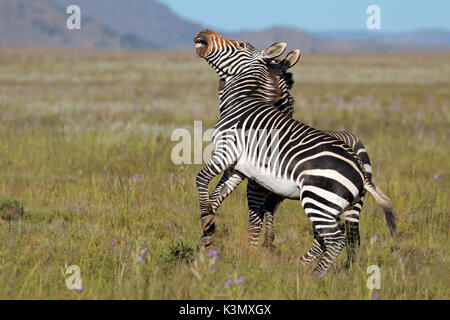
[194,30,396,274]
[208,48,372,264]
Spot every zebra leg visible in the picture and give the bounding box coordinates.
[299,183,348,274]
[197,169,244,246]
[209,169,246,214]
[299,226,326,265]
[208,169,232,207]
[312,223,346,275]
[262,212,275,248]
[261,194,284,248]
[300,206,346,274]
[196,152,236,248]
[248,209,265,248]
[300,213,345,265]
[343,196,364,267]
[200,170,232,239]
[246,180,272,248]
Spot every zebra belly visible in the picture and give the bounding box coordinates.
[234,159,300,199]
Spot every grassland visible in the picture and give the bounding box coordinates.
[0,48,448,299]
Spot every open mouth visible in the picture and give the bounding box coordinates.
[194,33,209,57]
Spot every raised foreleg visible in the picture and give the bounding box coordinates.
[209,169,246,214]
[196,150,237,248]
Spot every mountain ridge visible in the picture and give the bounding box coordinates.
[0,0,448,52]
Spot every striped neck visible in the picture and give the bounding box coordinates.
[218,63,295,118]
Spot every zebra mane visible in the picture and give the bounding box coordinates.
[217,54,296,118]
[266,59,296,117]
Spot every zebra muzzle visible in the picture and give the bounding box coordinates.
[194,31,210,57]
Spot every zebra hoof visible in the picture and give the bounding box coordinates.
[201,214,215,232]
[200,236,214,248]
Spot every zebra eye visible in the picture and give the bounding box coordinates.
[238,42,246,49]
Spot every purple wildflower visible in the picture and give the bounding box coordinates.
[110,241,116,247]
[433,172,442,182]
[225,279,232,287]
[208,249,218,259]
[373,293,380,300]
[137,256,144,264]
[75,286,83,293]
[210,266,216,272]
[235,278,244,285]
[140,247,148,256]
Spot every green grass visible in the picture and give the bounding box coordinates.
[0,49,448,299]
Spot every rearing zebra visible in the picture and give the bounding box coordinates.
[207,48,372,264]
[194,29,396,274]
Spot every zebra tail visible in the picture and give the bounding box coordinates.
[364,181,397,235]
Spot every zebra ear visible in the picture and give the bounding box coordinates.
[284,49,301,68]
[261,42,287,59]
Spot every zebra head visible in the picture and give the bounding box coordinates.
[194,29,287,80]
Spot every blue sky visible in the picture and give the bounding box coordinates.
[158,0,450,32]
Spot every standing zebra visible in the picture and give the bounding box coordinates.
[207,48,372,264]
[194,29,396,274]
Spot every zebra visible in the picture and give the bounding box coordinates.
[207,48,372,264]
[194,29,396,274]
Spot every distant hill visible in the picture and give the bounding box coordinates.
[0,0,122,49]
[228,27,450,52]
[1,0,449,51]
[316,29,450,50]
[48,0,203,49]
[226,27,325,52]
